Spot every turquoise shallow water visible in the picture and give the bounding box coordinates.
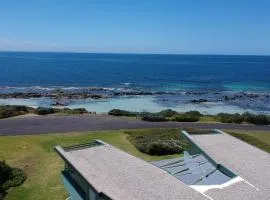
[0,96,261,115]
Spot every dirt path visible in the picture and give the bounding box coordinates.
[0,114,269,135]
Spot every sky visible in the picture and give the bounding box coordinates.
[0,0,270,55]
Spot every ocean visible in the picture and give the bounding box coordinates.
[0,52,270,114]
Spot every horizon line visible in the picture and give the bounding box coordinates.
[0,50,269,57]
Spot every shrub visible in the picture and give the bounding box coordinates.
[0,161,12,185]
[126,129,188,156]
[185,110,202,117]
[59,108,73,114]
[108,109,138,117]
[0,105,31,119]
[2,168,26,190]
[146,140,183,155]
[215,112,270,125]
[72,108,88,114]
[172,114,200,122]
[0,161,26,199]
[157,109,178,117]
[36,107,55,115]
[242,112,270,125]
[141,113,167,122]
[215,113,244,124]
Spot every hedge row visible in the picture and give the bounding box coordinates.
[0,105,89,118]
[215,112,270,125]
[108,109,201,122]
[108,109,270,125]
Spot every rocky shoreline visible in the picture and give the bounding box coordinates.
[0,90,269,112]
[0,90,182,99]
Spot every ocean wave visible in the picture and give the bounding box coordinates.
[0,85,269,96]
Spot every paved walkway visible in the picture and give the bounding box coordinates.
[0,114,269,135]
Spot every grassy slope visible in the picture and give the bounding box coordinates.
[0,130,180,200]
[1,129,269,200]
[226,130,270,153]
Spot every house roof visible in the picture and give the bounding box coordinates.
[188,130,270,200]
[55,130,270,200]
[55,141,207,200]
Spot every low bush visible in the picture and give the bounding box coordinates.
[0,161,12,185]
[108,109,138,117]
[172,114,200,122]
[141,113,167,122]
[242,112,270,125]
[215,113,244,124]
[146,140,184,155]
[157,109,178,117]
[185,110,202,117]
[2,168,26,190]
[71,108,88,114]
[0,105,32,119]
[108,109,203,122]
[126,129,188,155]
[35,107,56,115]
[0,161,26,199]
[215,112,270,125]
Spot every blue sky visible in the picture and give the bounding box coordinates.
[0,0,270,55]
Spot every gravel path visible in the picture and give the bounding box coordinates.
[0,114,269,135]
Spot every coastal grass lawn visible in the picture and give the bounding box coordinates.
[226,130,270,153]
[1,129,269,200]
[0,129,181,200]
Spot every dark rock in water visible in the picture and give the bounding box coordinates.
[223,95,236,101]
[90,94,107,99]
[244,93,259,98]
[51,99,69,106]
[186,91,209,95]
[190,99,208,103]
[0,92,108,100]
[223,93,260,101]
[0,92,43,99]
[153,91,177,95]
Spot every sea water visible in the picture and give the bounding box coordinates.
[0,52,269,114]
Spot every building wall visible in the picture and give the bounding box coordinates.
[63,163,111,200]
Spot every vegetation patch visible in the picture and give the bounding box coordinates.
[0,105,35,119]
[215,112,270,125]
[171,114,200,122]
[108,109,201,122]
[126,129,188,155]
[0,105,90,119]
[108,109,138,117]
[0,161,26,200]
[140,113,168,122]
[108,108,270,125]
[227,132,270,153]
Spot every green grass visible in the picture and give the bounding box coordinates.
[1,128,269,200]
[226,130,270,153]
[0,129,181,200]
[199,115,218,123]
